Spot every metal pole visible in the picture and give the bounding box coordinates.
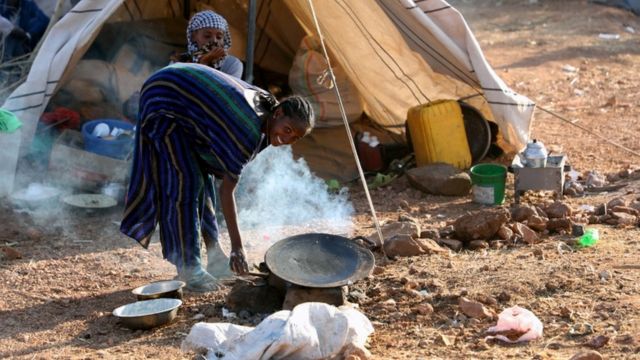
[244,0,257,84]
[183,0,190,20]
[305,0,386,252]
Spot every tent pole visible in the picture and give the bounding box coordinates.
[183,0,190,20]
[244,0,257,84]
[305,0,386,255]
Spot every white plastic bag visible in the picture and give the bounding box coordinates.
[486,306,543,343]
[181,302,373,359]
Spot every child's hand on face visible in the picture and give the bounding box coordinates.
[199,46,227,65]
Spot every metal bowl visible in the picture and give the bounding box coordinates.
[112,298,182,330]
[132,280,185,300]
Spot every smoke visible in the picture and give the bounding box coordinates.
[234,146,354,259]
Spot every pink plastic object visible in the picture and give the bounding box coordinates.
[486,306,543,343]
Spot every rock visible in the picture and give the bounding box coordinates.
[497,225,514,240]
[547,218,572,233]
[630,201,640,211]
[618,169,631,179]
[532,248,544,260]
[420,229,440,239]
[527,215,548,232]
[512,222,541,244]
[348,290,367,303]
[497,291,511,303]
[598,270,611,281]
[404,280,419,290]
[615,334,636,345]
[383,234,445,257]
[564,187,578,197]
[468,240,489,250]
[511,204,537,222]
[569,350,603,360]
[342,344,372,360]
[368,221,420,247]
[372,266,385,275]
[418,238,447,254]
[610,212,637,226]
[607,197,626,209]
[439,334,455,346]
[564,181,584,196]
[406,163,472,196]
[476,294,498,307]
[535,206,548,218]
[0,247,23,260]
[606,172,620,183]
[489,240,505,249]
[192,313,205,320]
[585,335,610,349]
[25,227,42,240]
[610,206,639,216]
[453,208,510,241]
[282,286,347,310]
[438,239,463,252]
[585,171,606,188]
[594,203,607,216]
[382,298,397,306]
[544,202,572,219]
[588,215,602,224]
[226,280,285,314]
[572,224,585,236]
[439,225,455,238]
[415,303,434,315]
[458,297,494,319]
[390,175,410,192]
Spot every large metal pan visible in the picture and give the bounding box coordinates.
[264,233,375,288]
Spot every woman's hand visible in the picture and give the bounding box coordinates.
[220,174,246,274]
[199,47,226,66]
[229,247,249,275]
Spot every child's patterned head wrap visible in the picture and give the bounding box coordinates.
[187,10,232,68]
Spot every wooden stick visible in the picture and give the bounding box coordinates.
[613,264,640,270]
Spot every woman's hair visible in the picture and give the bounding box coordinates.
[276,96,315,135]
[257,93,315,135]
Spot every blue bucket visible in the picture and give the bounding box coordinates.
[81,119,134,159]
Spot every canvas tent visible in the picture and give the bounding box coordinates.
[0,0,535,195]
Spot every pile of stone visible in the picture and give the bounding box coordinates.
[586,197,640,227]
[442,201,578,251]
[564,167,640,197]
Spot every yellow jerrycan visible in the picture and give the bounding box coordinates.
[406,100,472,169]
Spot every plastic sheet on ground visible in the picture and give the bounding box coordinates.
[486,306,543,343]
[181,302,373,360]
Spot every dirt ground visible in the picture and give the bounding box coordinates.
[1,0,640,359]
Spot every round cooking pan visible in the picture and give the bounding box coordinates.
[264,233,375,288]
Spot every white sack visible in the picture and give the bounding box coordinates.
[181,302,374,360]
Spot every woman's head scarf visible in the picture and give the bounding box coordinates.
[187,10,232,69]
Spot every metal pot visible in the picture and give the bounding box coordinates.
[522,139,548,168]
[132,280,185,300]
[264,233,375,288]
[112,298,182,330]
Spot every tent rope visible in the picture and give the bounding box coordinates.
[537,105,640,158]
[306,0,386,253]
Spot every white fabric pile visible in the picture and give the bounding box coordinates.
[181,302,374,360]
